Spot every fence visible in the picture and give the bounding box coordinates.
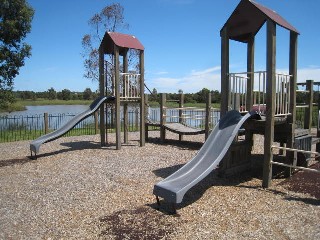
[0,110,140,143]
[1,106,318,143]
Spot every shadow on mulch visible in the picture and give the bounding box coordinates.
[99,205,184,239]
[152,162,255,213]
[0,157,36,168]
[152,153,320,213]
[147,137,203,150]
[278,162,320,199]
[1,140,104,166]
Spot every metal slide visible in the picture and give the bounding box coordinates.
[153,110,259,204]
[30,96,115,158]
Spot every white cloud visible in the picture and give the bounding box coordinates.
[297,66,320,83]
[147,65,320,94]
[148,66,221,93]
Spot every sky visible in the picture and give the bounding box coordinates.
[14,0,320,94]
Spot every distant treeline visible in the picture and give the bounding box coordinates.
[13,86,319,105]
[14,87,222,103]
[14,87,99,101]
[148,88,221,103]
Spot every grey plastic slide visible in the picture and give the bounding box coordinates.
[153,110,259,204]
[30,96,114,157]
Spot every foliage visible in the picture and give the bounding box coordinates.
[83,87,93,100]
[47,87,57,100]
[58,89,72,101]
[0,0,34,109]
[81,3,128,82]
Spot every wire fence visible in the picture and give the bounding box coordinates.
[0,110,140,143]
[0,107,318,143]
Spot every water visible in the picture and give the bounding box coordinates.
[0,105,220,131]
[0,105,88,117]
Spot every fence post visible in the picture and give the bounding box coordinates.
[44,113,49,134]
[135,108,139,131]
[179,93,184,141]
[94,111,98,134]
[160,93,166,142]
[205,92,211,140]
[304,80,313,132]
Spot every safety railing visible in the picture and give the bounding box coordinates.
[271,145,320,173]
[119,73,140,100]
[228,71,291,116]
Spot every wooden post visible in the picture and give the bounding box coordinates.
[288,31,298,149]
[179,93,184,141]
[44,113,49,134]
[205,91,211,140]
[114,46,121,150]
[247,36,255,111]
[304,80,313,131]
[145,94,149,140]
[99,47,106,146]
[262,20,276,188]
[135,108,139,131]
[160,93,166,142]
[123,50,129,144]
[139,50,145,147]
[221,27,229,117]
[94,111,98,134]
[317,91,320,153]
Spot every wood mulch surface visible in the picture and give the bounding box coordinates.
[279,162,320,199]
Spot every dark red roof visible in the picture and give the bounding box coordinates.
[221,0,299,43]
[100,32,144,55]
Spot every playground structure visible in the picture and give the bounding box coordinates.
[145,92,213,142]
[27,0,319,214]
[154,0,320,210]
[219,0,319,187]
[98,32,145,149]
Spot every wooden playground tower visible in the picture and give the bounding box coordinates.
[98,32,145,149]
[220,0,311,187]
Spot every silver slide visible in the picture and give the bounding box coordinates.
[153,110,259,204]
[30,96,114,158]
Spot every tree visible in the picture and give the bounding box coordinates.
[0,0,34,109]
[195,88,210,103]
[59,89,71,101]
[83,87,93,100]
[82,3,128,82]
[47,87,57,100]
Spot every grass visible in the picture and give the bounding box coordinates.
[18,99,93,106]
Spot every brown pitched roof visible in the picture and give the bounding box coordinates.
[100,32,144,55]
[221,0,299,43]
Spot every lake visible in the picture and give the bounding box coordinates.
[0,105,220,130]
[0,105,89,117]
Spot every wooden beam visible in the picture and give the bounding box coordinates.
[123,50,129,144]
[160,93,166,142]
[247,36,255,111]
[263,20,276,188]
[304,80,313,131]
[286,31,298,154]
[114,46,121,150]
[99,47,106,146]
[140,50,145,147]
[221,27,229,117]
